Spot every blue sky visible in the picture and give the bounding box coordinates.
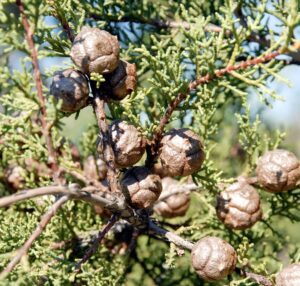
[6,10,300,155]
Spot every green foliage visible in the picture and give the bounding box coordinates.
[0,0,300,285]
[0,201,126,285]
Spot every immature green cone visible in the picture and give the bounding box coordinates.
[191,236,237,281]
[154,177,190,218]
[276,263,300,286]
[121,167,162,209]
[50,69,89,113]
[216,178,262,230]
[105,60,137,100]
[154,128,205,177]
[256,149,300,193]
[70,26,120,74]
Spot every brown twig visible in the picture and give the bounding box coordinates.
[61,166,105,189]
[0,184,118,209]
[75,214,119,273]
[91,84,119,193]
[237,176,258,185]
[0,196,69,278]
[148,220,194,250]
[237,268,273,286]
[151,47,286,153]
[55,14,74,42]
[0,184,148,229]
[244,271,273,286]
[16,0,59,176]
[148,221,273,285]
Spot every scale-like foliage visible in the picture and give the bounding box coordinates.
[0,0,299,285]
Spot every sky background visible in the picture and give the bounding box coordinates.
[5,8,300,156]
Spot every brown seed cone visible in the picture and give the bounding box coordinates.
[216,179,262,230]
[121,167,162,209]
[50,69,89,113]
[155,128,205,177]
[276,263,300,286]
[105,60,137,100]
[100,120,146,168]
[256,149,300,193]
[154,177,190,218]
[5,166,26,190]
[83,155,107,181]
[70,26,120,74]
[191,236,237,281]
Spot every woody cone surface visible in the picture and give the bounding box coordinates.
[106,120,146,168]
[154,177,190,218]
[191,236,237,281]
[50,69,89,113]
[5,166,25,190]
[155,128,205,177]
[70,26,120,74]
[256,149,300,193]
[105,60,137,100]
[276,263,300,286]
[216,178,262,230]
[121,167,162,209]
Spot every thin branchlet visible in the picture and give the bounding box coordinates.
[56,14,74,42]
[0,185,116,208]
[91,84,119,193]
[16,0,59,176]
[148,220,194,250]
[1,2,299,284]
[6,2,67,277]
[74,214,119,273]
[151,45,298,154]
[0,196,69,279]
[236,268,273,286]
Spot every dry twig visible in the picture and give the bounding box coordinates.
[0,196,69,278]
[150,46,294,156]
[91,85,119,193]
[61,166,105,189]
[16,0,59,174]
[7,2,69,277]
[237,268,273,286]
[0,184,118,209]
[148,220,194,251]
[149,222,273,285]
[75,214,119,273]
